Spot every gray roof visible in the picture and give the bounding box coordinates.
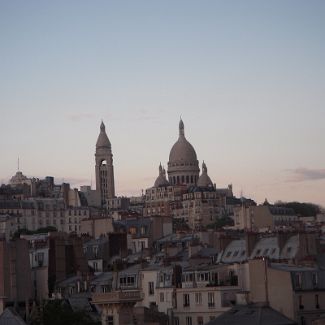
[0,308,27,325]
[250,237,279,260]
[91,272,113,285]
[221,239,247,263]
[68,295,92,312]
[205,304,297,325]
[56,275,82,287]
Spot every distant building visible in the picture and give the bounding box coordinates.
[144,120,234,229]
[233,201,298,232]
[0,238,32,310]
[248,259,325,325]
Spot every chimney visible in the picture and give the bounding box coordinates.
[215,232,233,252]
[277,232,294,252]
[245,232,259,257]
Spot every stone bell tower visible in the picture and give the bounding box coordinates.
[95,121,115,206]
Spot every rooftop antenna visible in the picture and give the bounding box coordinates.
[90,174,93,189]
[17,157,20,171]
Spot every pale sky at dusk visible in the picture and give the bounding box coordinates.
[1,1,324,206]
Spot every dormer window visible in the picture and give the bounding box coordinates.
[295,273,302,288]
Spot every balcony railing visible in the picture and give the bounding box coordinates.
[92,290,142,304]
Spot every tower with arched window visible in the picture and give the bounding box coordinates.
[95,121,115,206]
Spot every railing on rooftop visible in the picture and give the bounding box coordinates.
[92,290,142,304]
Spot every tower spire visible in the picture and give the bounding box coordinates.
[179,118,184,137]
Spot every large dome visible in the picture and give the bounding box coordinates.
[168,119,197,165]
[167,119,200,187]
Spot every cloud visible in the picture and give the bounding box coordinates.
[287,168,325,182]
[66,113,94,122]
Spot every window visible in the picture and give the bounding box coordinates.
[119,276,135,287]
[312,273,318,287]
[299,295,304,310]
[195,292,202,305]
[186,316,192,325]
[211,272,218,285]
[197,316,203,325]
[160,292,164,302]
[183,293,190,307]
[174,317,180,325]
[107,316,113,325]
[149,282,154,295]
[101,285,109,293]
[36,252,44,266]
[208,292,215,308]
[315,294,319,309]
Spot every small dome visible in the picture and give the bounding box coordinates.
[197,161,213,188]
[168,119,198,165]
[10,171,29,186]
[154,163,169,187]
[96,121,111,149]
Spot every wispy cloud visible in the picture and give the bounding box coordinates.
[66,113,94,122]
[287,168,325,182]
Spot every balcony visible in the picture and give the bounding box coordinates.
[92,290,142,305]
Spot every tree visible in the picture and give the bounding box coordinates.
[275,201,321,217]
[30,300,100,325]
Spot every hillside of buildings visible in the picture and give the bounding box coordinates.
[1,121,325,325]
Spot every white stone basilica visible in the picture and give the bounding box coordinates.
[146,119,233,228]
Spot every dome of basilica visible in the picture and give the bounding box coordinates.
[168,119,198,166]
[167,119,200,186]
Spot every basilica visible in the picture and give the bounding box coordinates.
[91,118,233,228]
[144,119,233,229]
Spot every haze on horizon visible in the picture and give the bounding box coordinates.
[0,1,324,207]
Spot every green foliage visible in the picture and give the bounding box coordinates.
[31,300,100,325]
[207,216,234,229]
[13,226,57,238]
[275,201,321,217]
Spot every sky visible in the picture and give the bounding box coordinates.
[0,1,324,206]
